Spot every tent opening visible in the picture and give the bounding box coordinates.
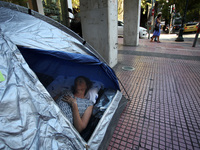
[18,46,119,141]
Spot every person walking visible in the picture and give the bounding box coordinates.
[150,14,162,43]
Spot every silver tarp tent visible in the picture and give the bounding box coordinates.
[0,1,127,150]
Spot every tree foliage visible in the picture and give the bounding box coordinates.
[118,0,124,20]
[118,0,123,14]
[2,0,28,7]
[72,0,200,22]
[72,0,125,20]
[158,0,200,22]
[72,0,80,11]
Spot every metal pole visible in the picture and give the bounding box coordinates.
[169,5,172,34]
[192,23,200,47]
[151,0,155,33]
[175,0,189,42]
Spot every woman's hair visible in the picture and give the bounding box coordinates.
[157,14,162,18]
[72,76,93,95]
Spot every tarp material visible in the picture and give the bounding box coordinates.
[0,1,126,150]
[18,46,119,90]
[0,33,86,149]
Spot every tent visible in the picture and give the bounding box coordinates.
[0,1,128,150]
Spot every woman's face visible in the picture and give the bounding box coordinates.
[75,77,87,91]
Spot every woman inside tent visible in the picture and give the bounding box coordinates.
[53,76,93,133]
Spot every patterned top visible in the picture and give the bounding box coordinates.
[56,90,93,124]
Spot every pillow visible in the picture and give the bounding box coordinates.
[46,75,104,103]
[85,81,103,104]
[46,76,74,98]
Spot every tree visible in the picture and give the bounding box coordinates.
[72,0,125,21]
[72,0,80,12]
[2,0,28,7]
[158,0,200,23]
[118,0,124,21]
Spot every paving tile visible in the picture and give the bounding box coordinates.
[108,36,200,150]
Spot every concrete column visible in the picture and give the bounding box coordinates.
[123,0,141,46]
[80,0,118,68]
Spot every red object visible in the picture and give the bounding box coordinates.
[152,8,154,16]
[196,23,200,33]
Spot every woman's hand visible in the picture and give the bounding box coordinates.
[62,95,77,106]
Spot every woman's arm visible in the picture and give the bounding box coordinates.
[72,104,93,133]
[62,95,93,133]
[157,17,161,24]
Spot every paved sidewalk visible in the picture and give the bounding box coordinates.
[108,34,200,150]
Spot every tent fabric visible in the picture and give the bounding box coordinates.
[0,29,123,150]
[0,1,120,90]
[0,1,103,61]
[18,46,120,90]
[0,1,126,149]
[0,34,85,149]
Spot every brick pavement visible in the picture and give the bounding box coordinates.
[107,34,200,150]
